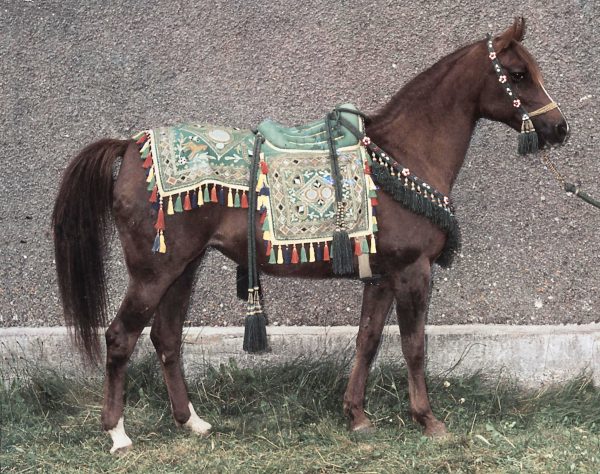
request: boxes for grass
[1,355,599,473]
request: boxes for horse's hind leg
[101,274,178,454]
[150,256,211,436]
[393,260,446,437]
[344,282,394,432]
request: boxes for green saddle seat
[257,103,363,151]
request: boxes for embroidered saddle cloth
[135,105,378,258]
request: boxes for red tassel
[371,197,379,207]
[183,192,192,211]
[142,152,153,169]
[259,211,267,224]
[154,206,165,231]
[291,245,299,264]
[364,165,371,175]
[210,185,218,203]
[241,191,249,209]
[149,185,158,203]
[354,239,362,256]
[323,242,330,261]
[260,161,269,175]
[266,240,272,256]
[136,134,147,145]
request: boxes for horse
[52,18,569,454]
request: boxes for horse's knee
[105,322,130,363]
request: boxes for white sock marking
[181,402,212,435]
[108,416,133,454]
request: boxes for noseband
[486,34,558,155]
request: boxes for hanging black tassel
[243,288,269,353]
[518,118,539,155]
[331,228,354,275]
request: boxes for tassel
[260,161,269,175]
[146,166,154,183]
[241,191,249,209]
[372,215,378,232]
[149,185,158,203]
[243,310,269,353]
[146,175,156,192]
[159,231,166,253]
[263,230,271,241]
[167,196,175,215]
[518,118,538,155]
[227,188,233,207]
[277,246,284,264]
[331,229,354,275]
[291,245,299,264]
[266,240,272,256]
[152,232,160,253]
[210,185,218,203]
[203,185,210,204]
[142,152,153,169]
[371,197,379,207]
[323,241,330,261]
[191,190,198,208]
[309,243,316,262]
[174,194,183,213]
[300,245,308,263]
[283,246,292,264]
[133,131,146,143]
[154,205,165,231]
[361,238,370,255]
[218,186,225,205]
[370,235,377,254]
[316,243,323,261]
[354,238,362,256]
[234,190,241,208]
[259,211,267,225]
[262,218,270,231]
[184,192,192,211]
[269,248,277,264]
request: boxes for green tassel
[174,195,183,212]
[203,186,210,203]
[368,189,377,198]
[300,245,308,263]
[269,250,276,264]
[146,175,156,192]
[234,191,241,208]
[331,229,354,275]
[361,238,370,254]
[262,219,270,231]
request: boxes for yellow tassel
[167,196,174,215]
[309,242,316,262]
[277,246,284,264]
[140,140,150,154]
[257,195,264,211]
[146,166,154,183]
[372,215,378,225]
[159,231,166,253]
[370,235,377,254]
[256,173,264,191]
[263,230,271,240]
[227,188,233,207]
[197,186,204,206]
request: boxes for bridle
[485,34,558,155]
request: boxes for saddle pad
[135,121,378,257]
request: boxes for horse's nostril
[555,121,569,143]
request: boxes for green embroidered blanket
[134,116,378,258]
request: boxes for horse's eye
[510,71,526,83]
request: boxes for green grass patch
[1,356,599,473]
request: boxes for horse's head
[478,17,569,153]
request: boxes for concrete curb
[2,324,599,387]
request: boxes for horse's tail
[52,139,131,363]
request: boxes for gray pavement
[0,1,598,328]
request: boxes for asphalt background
[1,1,598,328]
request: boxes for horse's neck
[366,44,484,195]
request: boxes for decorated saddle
[134,104,378,265]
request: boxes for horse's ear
[494,17,527,51]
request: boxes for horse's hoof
[351,421,376,435]
[424,420,448,439]
[179,402,212,436]
[110,442,133,456]
[108,417,133,455]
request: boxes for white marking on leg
[108,417,133,454]
[180,402,212,436]
[161,353,167,363]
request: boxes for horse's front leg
[343,281,394,432]
[393,259,446,437]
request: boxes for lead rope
[541,151,600,209]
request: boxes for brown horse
[52,18,568,454]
